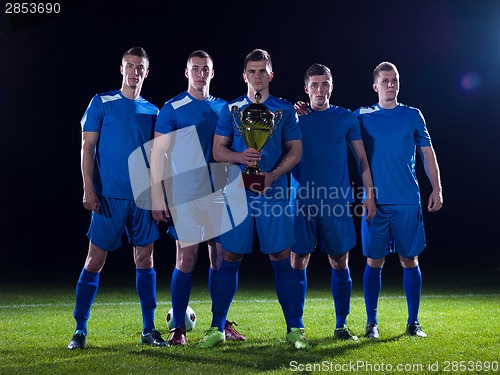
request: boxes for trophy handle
[269,109,283,137]
[231,105,243,134]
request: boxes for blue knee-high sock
[331,267,352,328]
[272,258,302,332]
[208,267,217,300]
[171,268,192,329]
[211,259,240,332]
[363,264,382,325]
[293,268,307,318]
[136,267,157,334]
[74,268,100,335]
[403,265,422,324]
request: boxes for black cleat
[334,325,358,340]
[365,322,380,339]
[406,322,427,337]
[67,331,86,350]
[141,329,169,347]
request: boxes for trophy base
[242,172,265,193]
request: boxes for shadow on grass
[126,333,409,372]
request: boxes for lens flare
[459,71,482,94]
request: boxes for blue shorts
[361,204,426,259]
[220,197,293,254]
[291,204,356,256]
[87,196,159,251]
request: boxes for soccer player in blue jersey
[67,47,167,350]
[290,63,376,341]
[197,48,306,349]
[151,50,245,346]
[354,61,443,339]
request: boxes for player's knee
[367,257,385,268]
[135,256,153,268]
[329,252,348,270]
[84,259,105,273]
[400,256,418,268]
[290,252,309,270]
[176,255,196,272]
[222,250,243,262]
[134,245,154,268]
[85,243,107,272]
[269,248,291,262]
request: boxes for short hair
[373,61,398,82]
[186,50,213,65]
[243,48,272,72]
[122,47,149,65]
[304,63,333,85]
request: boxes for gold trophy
[231,92,282,192]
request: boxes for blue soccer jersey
[155,92,226,164]
[354,103,432,204]
[155,92,227,199]
[290,105,361,207]
[81,90,158,200]
[216,94,301,199]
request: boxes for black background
[1,0,499,286]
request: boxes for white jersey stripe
[171,95,192,110]
[100,93,122,103]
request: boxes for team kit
[67,47,443,350]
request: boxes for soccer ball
[166,306,196,331]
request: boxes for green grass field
[1,271,499,375]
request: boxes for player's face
[185,56,214,92]
[243,60,273,94]
[305,74,333,110]
[120,55,149,90]
[373,70,399,105]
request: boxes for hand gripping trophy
[231,92,282,192]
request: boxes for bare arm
[150,131,171,222]
[350,139,376,221]
[81,131,100,212]
[420,145,443,212]
[213,134,261,165]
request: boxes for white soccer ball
[166,306,196,331]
